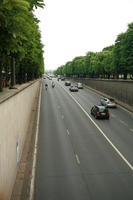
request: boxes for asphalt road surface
[35,78,133,200]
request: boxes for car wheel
[94,114,97,119]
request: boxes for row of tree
[55,22,133,80]
[0,0,45,91]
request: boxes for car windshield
[109,98,115,102]
[99,107,106,112]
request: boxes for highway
[35,78,133,200]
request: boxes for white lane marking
[59,83,133,171]
[67,129,70,135]
[110,113,116,118]
[119,119,128,127]
[118,104,133,116]
[75,154,80,165]
[129,128,133,133]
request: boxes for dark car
[91,105,109,119]
[65,81,71,86]
[69,86,78,92]
[61,77,65,81]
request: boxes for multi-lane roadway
[35,78,133,200]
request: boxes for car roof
[96,105,107,109]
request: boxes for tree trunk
[123,73,127,80]
[5,64,9,87]
[18,64,22,84]
[0,65,3,92]
[10,57,16,88]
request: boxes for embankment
[0,80,41,200]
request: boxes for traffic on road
[35,77,133,200]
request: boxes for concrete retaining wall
[73,78,133,108]
[0,80,40,200]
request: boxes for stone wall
[74,78,133,107]
[0,80,40,200]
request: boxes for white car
[77,82,83,89]
[100,98,117,108]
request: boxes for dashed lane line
[75,154,80,165]
[58,82,133,171]
[61,115,64,119]
[67,129,70,136]
[119,119,128,127]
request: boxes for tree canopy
[0,0,45,91]
[55,22,133,80]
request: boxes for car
[91,105,109,119]
[61,77,65,81]
[65,81,71,86]
[77,82,83,89]
[100,98,117,108]
[69,86,78,92]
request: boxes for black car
[61,77,65,81]
[69,86,78,92]
[91,105,109,119]
[65,81,71,86]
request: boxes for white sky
[35,0,133,70]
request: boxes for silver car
[100,98,117,108]
[77,82,83,89]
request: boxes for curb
[29,81,42,200]
[69,78,133,114]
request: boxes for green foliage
[0,0,45,85]
[55,23,133,79]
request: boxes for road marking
[61,115,64,119]
[67,129,70,135]
[59,83,133,171]
[119,119,128,127]
[118,105,133,116]
[75,154,80,165]
[129,128,133,133]
[110,113,116,118]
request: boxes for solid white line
[118,104,133,116]
[29,80,42,200]
[75,154,80,165]
[67,129,70,135]
[129,128,133,133]
[119,119,128,127]
[59,83,133,171]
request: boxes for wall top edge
[0,79,41,105]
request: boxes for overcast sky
[35,0,133,71]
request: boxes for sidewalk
[0,81,35,104]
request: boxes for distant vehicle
[69,86,78,92]
[65,81,71,86]
[61,77,65,81]
[52,82,55,88]
[77,82,83,89]
[45,83,48,90]
[100,98,117,108]
[91,105,109,119]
